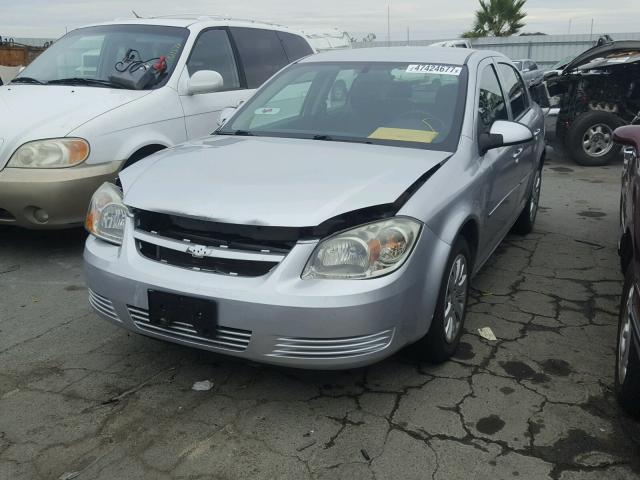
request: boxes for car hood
[0,85,150,168]
[562,40,640,73]
[121,135,450,227]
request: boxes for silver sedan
[84,47,546,369]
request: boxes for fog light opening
[33,208,49,223]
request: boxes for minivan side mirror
[187,70,223,95]
[479,120,534,155]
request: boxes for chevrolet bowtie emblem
[186,244,210,258]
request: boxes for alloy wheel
[529,170,542,222]
[619,286,634,385]
[582,123,614,158]
[444,254,468,344]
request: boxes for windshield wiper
[46,78,125,89]
[218,129,254,136]
[313,134,333,141]
[10,77,45,85]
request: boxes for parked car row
[3,18,637,417]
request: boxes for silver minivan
[84,47,545,369]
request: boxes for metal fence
[355,32,640,69]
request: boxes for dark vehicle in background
[546,41,640,166]
[513,59,544,87]
[615,125,640,418]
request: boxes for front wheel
[409,237,471,363]
[512,166,542,235]
[615,268,640,418]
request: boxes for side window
[187,29,240,90]
[498,63,529,119]
[276,32,313,62]
[529,61,538,71]
[231,27,289,88]
[478,65,508,135]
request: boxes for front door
[477,62,522,247]
[179,28,253,139]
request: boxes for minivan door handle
[533,128,542,137]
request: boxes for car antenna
[132,10,142,18]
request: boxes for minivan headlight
[302,217,422,280]
[8,138,89,168]
[85,182,128,245]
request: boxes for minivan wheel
[410,237,471,363]
[615,268,640,418]
[512,165,542,235]
[566,111,624,166]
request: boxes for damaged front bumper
[83,219,450,369]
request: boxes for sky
[1,0,639,40]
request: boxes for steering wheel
[395,111,446,132]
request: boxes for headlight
[8,138,89,168]
[302,217,422,280]
[85,182,128,245]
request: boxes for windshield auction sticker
[406,64,462,75]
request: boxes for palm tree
[462,0,527,38]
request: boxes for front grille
[133,210,293,277]
[0,208,15,221]
[88,289,120,322]
[128,305,252,352]
[268,329,394,359]
[138,241,278,276]
[136,210,298,254]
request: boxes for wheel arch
[122,144,168,170]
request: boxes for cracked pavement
[1,149,640,479]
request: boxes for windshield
[220,61,468,151]
[14,24,189,89]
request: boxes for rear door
[229,27,291,89]
[179,28,251,138]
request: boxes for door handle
[533,128,542,137]
[513,147,524,159]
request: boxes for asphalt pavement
[1,148,639,479]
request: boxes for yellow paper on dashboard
[368,127,439,143]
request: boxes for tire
[566,111,624,166]
[615,268,640,419]
[410,237,471,363]
[512,165,542,235]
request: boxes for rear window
[277,32,313,62]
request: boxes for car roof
[84,15,303,34]
[299,47,501,65]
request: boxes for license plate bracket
[148,290,217,339]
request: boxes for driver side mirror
[479,120,534,155]
[187,70,223,95]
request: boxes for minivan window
[477,65,508,135]
[221,61,468,152]
[187,29,240,90]
[277,31,314,62]
[14,24,189,90]
[498,63,529,119]
[230,27,289,88]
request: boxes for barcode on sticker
[406,64,462,75]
